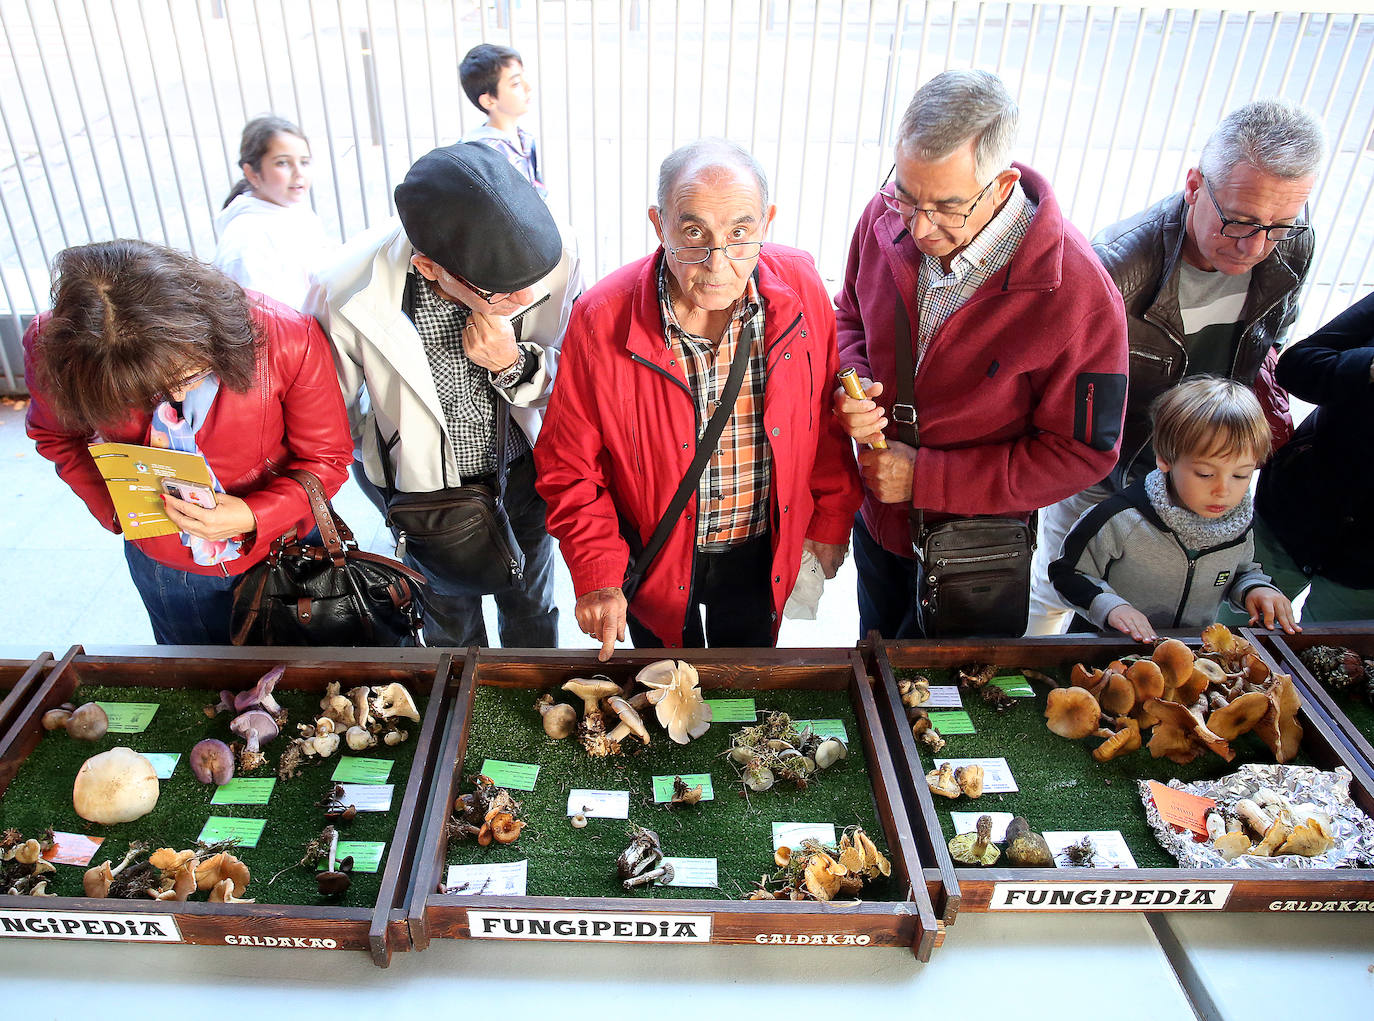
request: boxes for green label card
[704,698,756,722]
[795,719,848,742]
[94,701,159,733]
[990,674,1035,697]
[320,841,386,874]
[197,816,266,848]
[210,777,276,806]
[331,757,394,784]
[142,753,180,780]
[651,773,716,803]
[479,759,540,791]
[928,710,976,735]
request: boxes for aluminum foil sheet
[1139,764,1374,870]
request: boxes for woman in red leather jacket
[24,239,354,645]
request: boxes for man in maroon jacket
[536,139,861,659]
[832,70,1128,639]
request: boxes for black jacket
[1257,294,1374,589]
[1092,192,1313,490]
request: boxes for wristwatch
[491,350,529,389]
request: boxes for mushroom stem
[110,843,144,879]
[325,827,338,874]
[623,863,675,889]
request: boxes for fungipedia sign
[0,909,184,942]
[989,883,1233,910]
[469,909,712,942]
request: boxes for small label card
[934,757,1018,793]
[94,701,159,733]
[772,821,837,850]
[651,773,715,803]
[142,753,181,780]
[445,860,528,896]
[331,757,394,785]
[950,812,1016,843]
[478,759,539,791]
[704,698,756,722]
[210,777,276,806]
[338,783,394,812]
[928,710,976,735]
[324,841,385,874]
[989,674,1035,697]
[43,832,103,867]
[794,719,848,742]
[197,816,266,848]
[1045,830,1138,869]
[924,686,965,709]
[660,857,719,888]
[1146,781,1216,837]
[566,789,630,819]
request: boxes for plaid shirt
[657,261,771,551]
[914,182,1035,372]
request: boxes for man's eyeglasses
[1201,175,1309,242]
[454,272,515,305]
[667,241,764,265]
[879,165,997,229]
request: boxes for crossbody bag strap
[283,468,353,561]
[630,324,755,582]
[892,293,928,547]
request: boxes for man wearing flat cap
[307,142,582,647]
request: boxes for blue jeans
[124,542,237,645]
[852,514,926,640]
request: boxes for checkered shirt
[657,260,771,551]
[406,269,529,478]
[914,182,1036,372]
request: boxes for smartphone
[161,477,217,509]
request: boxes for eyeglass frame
[1199,174,1310,243]
[156,367,214,404]
[665,240,766,265]
[451,270,517,306]
[878,164,1000,229]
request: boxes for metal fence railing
[1,1,1371,392]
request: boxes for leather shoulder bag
[230,469,425,647]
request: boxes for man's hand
[575,586,628,661]
[857,442,916,504]
[1106,604,1157,643]
[163,492,257,542]
[803,538,848,579]
[831,377,888,447]
[463,309,522,373]
[1245,587,1302,634]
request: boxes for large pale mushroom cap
[372,682,421,722]
[640,661,712,744]
[72,747,160,824]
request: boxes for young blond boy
[1050,377,1299,641]
[460,43,546,198]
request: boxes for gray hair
[896,70,1018,184]
[656,138,770,213]
[1199,100,1325,186]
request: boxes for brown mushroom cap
[1092,717,1142,762]
[1147,722,1201,764]
[65,702,109,741]
[82,861,114,898]
[1152,639,1196,692]
[1124,660,1166,703]
[1255,674,1303,763]
[1044,686,1102,740]
[561,677,622,712]
[1207,691,1270,741]
[605,695,651,745]
[1070,664,1103,690]
[536,697,578,739]
[1145,697,1234,761]
[1096,672,1136,716]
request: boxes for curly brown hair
[31,239,260,431]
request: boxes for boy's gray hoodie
[1049,471,1275,631]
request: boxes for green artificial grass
[447,685,895,901]
[896,667,1315,869]
[1325,689,1374,746]
[0,685,424,907]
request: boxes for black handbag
[376,399,524,597]
[230,469,425,647]
[892,295,1034,638]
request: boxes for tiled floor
[0,399,859,654]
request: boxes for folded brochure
[89,442,214,541]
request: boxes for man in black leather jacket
[1028,99,1324,634]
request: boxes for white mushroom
[372,682,420,722]
[72,747,160,824]
[346,726,376,751]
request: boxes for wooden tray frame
[0,644,453,966]
[0,653,51,738]
[406,647,941,959]
[871,636,1374,918]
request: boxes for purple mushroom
[212,690,237,716]
[189,738,235,785]
[234,665,286,716]
[230,709,280,772]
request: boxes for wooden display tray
[1247,625,1374,794]
[0,644,452,967]
[871,637,1374,920]
[406,647,940,959]
[0,653,51,738]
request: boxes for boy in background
[460,43,546,199]
[1049,377,1299,641]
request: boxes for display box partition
[1248,626,1374,794]
[0,653,51,737]
[871,637,1374,920]
[408,648,940,959]
[0,645,452,966]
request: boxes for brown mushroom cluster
[446,775,526,847]
[1,829,58,897]
[73,839,250,902]
[42,701,109,742]
[753,826,890,902]
[1045,626,1303,766]
[925,762,983,799]
[536,661,712,757]
[279,680,417,779]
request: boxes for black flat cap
[394,142,561,292]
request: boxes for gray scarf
[1144,468,1253,552]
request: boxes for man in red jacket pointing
[536,138,862,660]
